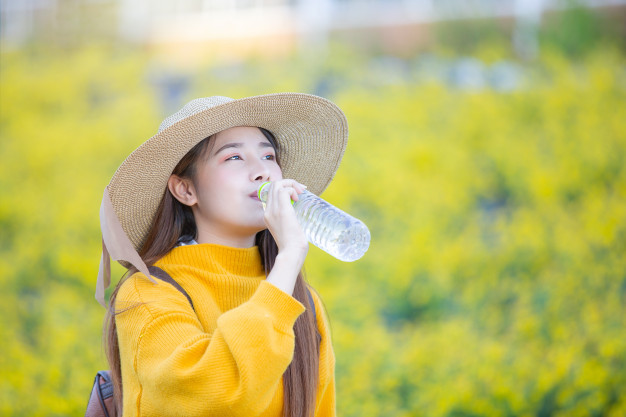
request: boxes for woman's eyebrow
[213,142,242,155]
[214,141,273,156]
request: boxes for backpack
[85,266,194,417]
[85,266,317,417]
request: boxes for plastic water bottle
[258,182,371,262]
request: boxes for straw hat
[96,93,348,306]
[109,92,348,252]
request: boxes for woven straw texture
[106,93,349,252]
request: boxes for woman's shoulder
[116,269,195,318]
[118,269,156,297]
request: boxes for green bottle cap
[258,181,271,202]
[257,181,295,205]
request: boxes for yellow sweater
[115,243,335,417]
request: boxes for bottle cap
[258,181,271,202]
[257,181,296,205]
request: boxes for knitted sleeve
[115,275,305,417]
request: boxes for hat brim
[106,93,349,252]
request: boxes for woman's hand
[262,179,308,295]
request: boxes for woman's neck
[195,227,257,248]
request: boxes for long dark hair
[105,128,321,417]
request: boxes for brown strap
[148,266,195,312]
[96,188,154,307]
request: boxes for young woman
[96,94,349,417]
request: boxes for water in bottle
[258,182,370,262]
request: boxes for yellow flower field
[0,44,624,416]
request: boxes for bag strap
[306,289,317,324]
[148,265,195,312]
[95,371,113,417]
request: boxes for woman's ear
[168,175,197,207]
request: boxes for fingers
[262,179,308,253]
[265,179,307,204]
[291,181,307,201]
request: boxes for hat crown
[158,96,235,133]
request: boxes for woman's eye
[263,154,275,160]
[226,155,242,161]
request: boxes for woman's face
[188,126,283,246]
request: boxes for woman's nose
[249,159,270,182]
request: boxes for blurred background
[1,0,626,415]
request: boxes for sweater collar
[159,243,265,278]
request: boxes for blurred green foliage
[539,2,625,58]
[435,3,625,59]
[1,38,625,416]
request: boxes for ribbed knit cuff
[251,281,306,332]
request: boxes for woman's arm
[262,179,309,296]
[116,276,305,416]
